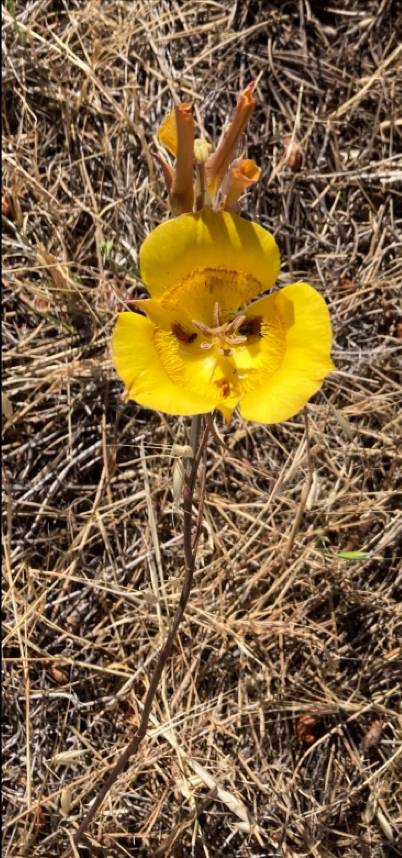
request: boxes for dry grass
[2,1,402,856]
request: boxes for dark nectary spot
[171,322,197,344]
[238,316,262,337]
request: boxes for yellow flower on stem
[112,208,333,423]
[81,85,335,850]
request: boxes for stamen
[226,334,247,345]
[226,314,246,335]
[213,302,222,327]
[192,304,256,353]
[192,319,215,336]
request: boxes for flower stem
[72,415,209,850]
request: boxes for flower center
[150,266,280,412]
[162,268,264,360]
[192,302,248,356]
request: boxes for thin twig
[205,411,227,450]
[72,415,210,850]
[154,788,217,856]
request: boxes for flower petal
[158,268,263,326]
[152,329,240,413]
[139,209,280,298]
[134,297,194,333]
[240,283,334,423]
[112,312,217,415]
[158,109,178,157]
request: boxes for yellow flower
[112,209,333,423]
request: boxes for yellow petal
[158,102,193,158]
[158,268,263,327]
[240,283,334,423]
[112,312,216,415]
[158,110,177,157]
[152,328,240,414]
[134,297,194,333]
[232,301,284,381]
[140,208,280,298]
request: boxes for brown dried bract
[361,719,384,751]
[2,190,12,217]
[282,134,303,172]
[296,714,320,744]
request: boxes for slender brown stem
[72,415,209,850]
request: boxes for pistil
[192,302,248,356]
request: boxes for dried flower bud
[222,158,261,211]
[282,134,303,172]
[170,103,194,215]
[361,719,383,751]
[206,82,256,197]
[194,137,212,163]
[171,444,193,458]
[60,786,72,817]
[339,275,355,291]
[171,445,193,509]
[2,190,12,218]
[296,714,319,744]
[172,459,185,509]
